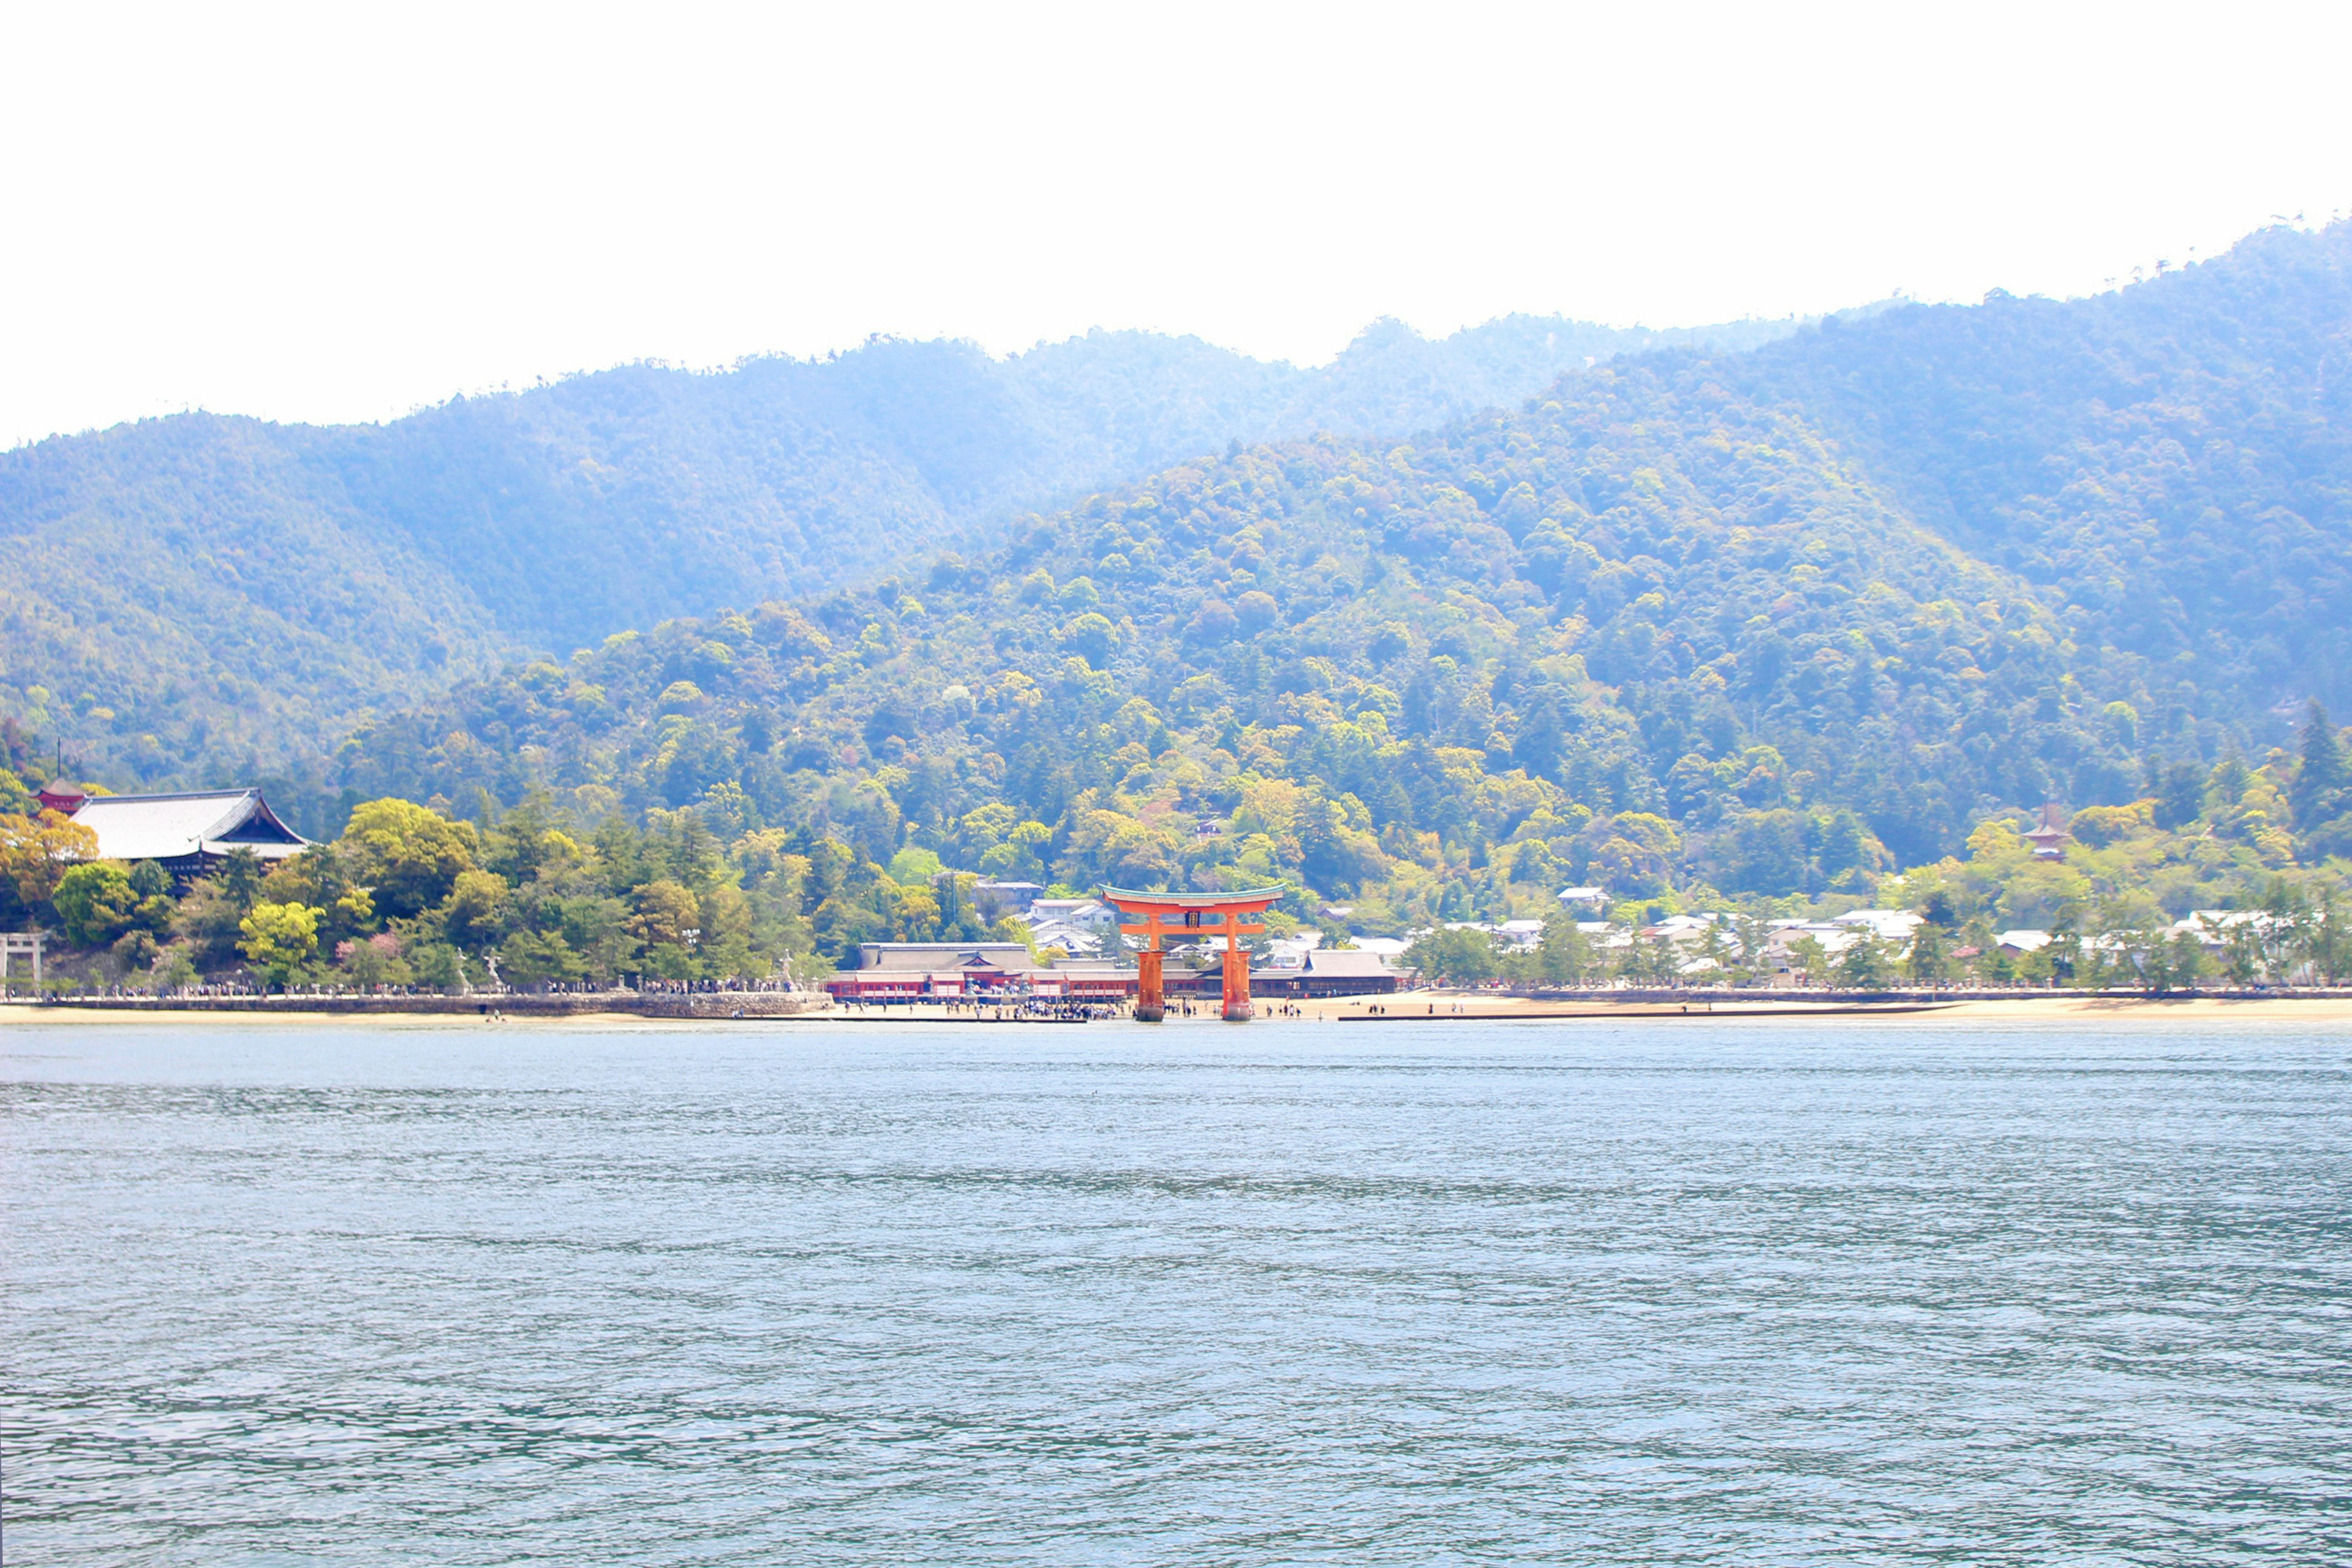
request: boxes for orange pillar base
[1136,947,1164,1022]
[1221,920,1252,1021]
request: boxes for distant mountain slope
[1730,221,2352,698]
[325,354,2144,911]
[317,224,2352,910]
[0,312,1814,782]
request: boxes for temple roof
[853,942,1033,972]
[1303,949,1396,976]
[68,789,308,862]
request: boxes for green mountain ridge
[1,311,1819,783]
[294,221,2352,939]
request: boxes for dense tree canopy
[1,314,1801,791]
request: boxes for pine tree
[2292,702,2348,829]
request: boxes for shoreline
[6,992,2351,1025]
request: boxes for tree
[495,929,582,986]
[0,809,99,921]
[1534,916,1596,985]
[341,799,481,921]
[263,845,375,948]
[2157,930,2209,994]
[440,869,510,951]
[110,927,161,981]
[239,900,323,988]
[218,848,266,915]
[629,878,702,973]
[53,862,140,947]
[339,932,415,990]
[1406,925,1496,985]
[2309,886,2348,983]
[1619,933,1681,986]
[148,943,199,995]
[410,943,467,992]
[1835,937,1892,990]
[1905,923,1947,984]
[172,878,251,968]
[2154,760,2206,831]
[2292,703,2348,830]
[1060,612,1120,669]
[1515,692,1566,778]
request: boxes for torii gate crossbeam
[1101,885,1287,1022]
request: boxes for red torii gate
[1101,884,1288,1022]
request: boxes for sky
[5,1,2349,449]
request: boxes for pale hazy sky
[5,1,2348,449]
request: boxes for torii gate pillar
[1101,886,1288,1022]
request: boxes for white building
[1027,898,1115,935]
[1833,910,1925,943]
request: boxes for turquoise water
[5,1016,2350,1564]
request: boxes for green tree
[440,869,510,951]
[218,848,266,915]
[630,879,703,976]
[338,932,415,989]
[1061,612,1120,669]
[239,900,323,987]
[1905,923,1947,984]
[147,943,199,995]
[498,928,584,986]
[1835,937,1892,990]
[1406,925,1496,985]
[53,862,140,947]
[1534,916,1596,985]
[171,878,250,968]
[410,943,467,992]
[342,799,481,920]
[2292,703,2348,831]
[110,927,161,981]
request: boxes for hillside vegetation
[304,218,2352,960]
[13,219,2352,973]
[1,313,1811,784]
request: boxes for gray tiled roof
[69,790,308,862]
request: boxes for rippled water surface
[6,1015,2351,1564]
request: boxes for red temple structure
[1101,884,1288,1022]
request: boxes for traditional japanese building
[820,943,1139,1003]
[2024,802,2071,861]
[50,788,309,883]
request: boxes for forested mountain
[1732,222,2352,700]
[15,217,2352,952]
[335,364,2069,893]
[317,253,2352,956]
[0,312,1814,784]
[280,220,2352,950]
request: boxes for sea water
[4,1016,2349,1564]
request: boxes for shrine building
[39,785,310,884]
